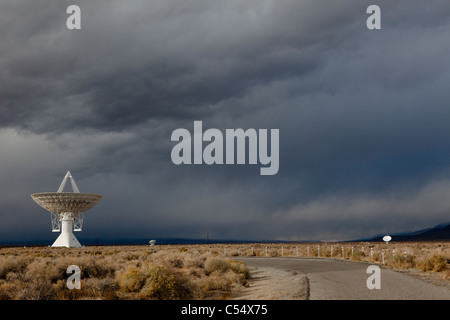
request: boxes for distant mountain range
[1,221,449,247]
[0,237,300,247]
[80,238,298,246]
[356,221,450,242]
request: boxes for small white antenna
[149,240,156,246]
[382,235,392,244]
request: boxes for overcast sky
[1,0,450,244]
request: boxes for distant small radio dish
[149,240,156,246]
[383,235,392,243]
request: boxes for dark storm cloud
[0,0,368,133]
[1,0,450,243]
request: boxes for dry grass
[0,245,250,300]
[0,241,447,300]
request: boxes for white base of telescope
[52,232,82,248]
[51,213,82,248]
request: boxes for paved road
[237,257,450,300]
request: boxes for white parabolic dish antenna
[31,171,103,248]
[383,235,392,243]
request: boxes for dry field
[0,241,448,300]
[0,245,250,300]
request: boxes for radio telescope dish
[149,240,156,246]
[382,235,392,243]
[31,171,103,248]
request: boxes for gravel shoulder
[233,266,309,300]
